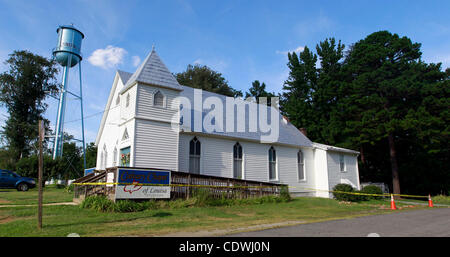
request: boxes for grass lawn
[0,187,439,237]
[0,185,73,205]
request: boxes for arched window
[233,142,243,179]
[100,152,104,170]
[154,90,164,107]
[189,137,201,174]
[268,146,276,180]
[126,93,130,107]
[339,154,346,172]
[103,145,108,169]
[113,147,118,167]
[298,150,305,180]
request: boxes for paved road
[228,208,450,237]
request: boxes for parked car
[0,169,36,191]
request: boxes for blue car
[0,169,36,191]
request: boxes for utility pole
[38,120,44,229]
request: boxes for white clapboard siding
[313,148,331,198]
[327,151,360,191]
[178,134,234,177]
[134,119,179,170]
[120,85,137,121]
[136,84,179,122]
[277,147,316,195]
[97,76,128,169]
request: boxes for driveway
[227,208,450,237]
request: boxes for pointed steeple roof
[120,48,182,93]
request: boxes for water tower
[52,24,86,169]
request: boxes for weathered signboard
[115,168,171,199]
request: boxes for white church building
[95,49,361,198]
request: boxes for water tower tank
[53,25,84,67]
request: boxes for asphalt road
[227,208,450,237]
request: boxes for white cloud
[88,45,127,69]
[132,55,141,67]
[192,58,228,71]
[276,46,305,55]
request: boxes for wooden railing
[73,167,287,201]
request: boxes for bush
[80,195,114,212]
[81,189,291,213]
[280,186,291,201]
[114,200,147,212]
[332,183,362,202]
[360,185,383,200]
[65,183,75,193]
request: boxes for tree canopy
[280,31,449,195]
[175,64,242,97]
[0,50,59,161]
[245,80,275,105]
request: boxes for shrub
[280,186,291,201]
[191,188,214,206]
[360,185,383,200]
[332,183,361,202]
[80,195,114,212]
[65,183,75,193]
[81,189,292,213]
[114,200,146,212]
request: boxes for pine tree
[245,80,275,105]
[280,46,318,137]
[340,31,447,195]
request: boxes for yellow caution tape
[292,186,429,199]
[72,182,282,189]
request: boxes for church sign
[115,168,171,199]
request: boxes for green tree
[245,80,275,105]
[340,31,448,196]
[175,64,242,97]
[0,50,59,162]
[280,46,318,136]
[84,142,97,168]
[314,38,346,145]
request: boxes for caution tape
[72,182,284,189]
[292,186,429,199]
[72,182,429,199]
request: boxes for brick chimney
[299,128,307,137]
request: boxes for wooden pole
[38,120,44,229]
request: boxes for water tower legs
[53,55,72,159]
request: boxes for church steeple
[120,48,182,93]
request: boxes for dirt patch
[160,220,307,237]
[0,199,12,204]
[0,216,14,224]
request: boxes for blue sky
[0,0,449,145]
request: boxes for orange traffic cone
[428,194,433,208]
[390,194,397,210]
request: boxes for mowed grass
[0,185,73,205]
[0,188,434,237]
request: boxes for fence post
[244,181,248,198]
[187,174,191,199]
[227,179,230,198]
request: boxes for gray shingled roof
[112,50,312,148]
[120,49,182,94]
[117,70,133,85]
[179,86,313,148]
